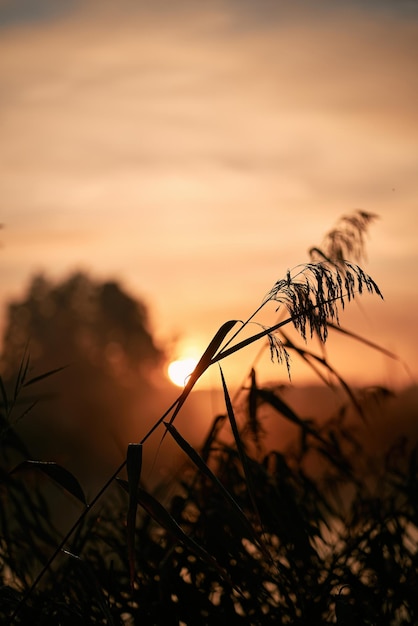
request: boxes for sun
[167,357,199,387]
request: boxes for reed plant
[1,211,416,624]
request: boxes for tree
[0,271,167,486]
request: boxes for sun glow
[167,357,199,387]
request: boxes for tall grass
[1,211,416,624]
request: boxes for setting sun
[167,357,199,387]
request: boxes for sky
[1,0,417,392]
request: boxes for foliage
[0,272,165,481]
[1,211,416,624]
[1,272,162,375]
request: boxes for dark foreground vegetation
[1,212,417,624]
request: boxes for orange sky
[1,1,417,391]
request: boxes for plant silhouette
[1,211,416,625]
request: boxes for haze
[1,0,417,391]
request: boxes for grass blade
[219,367,265,537]
[201,414,226,462]
[279,330,366,419]
[0,374,9,414]
[256,387,328,446]
[126,443,143,589]
[23,365,67,387]
[167,320,238,427]
[14,347,30,402]
[164,420,269,561]
[11,460,87,505]
[327,321,413,378]
[247,368,262,449]
[117,479,233,586]
[151,320,239,459]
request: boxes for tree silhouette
[0,271,166,485]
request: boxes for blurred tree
[1,272,163,378]
[0,272,167,486]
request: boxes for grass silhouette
[1,211,416,624]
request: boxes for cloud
[0,1,417,386]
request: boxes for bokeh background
[1,1,417,485]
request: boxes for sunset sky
[1,0,417,391]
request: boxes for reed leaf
[256,387,329,447]
[126,443,143,589]
[0,374,9,415]
[247,368,263,447]
[10,460,87,505]
[200,414,226,463]
[13,347,30,402]
[167,320,238,427]
[117,479,234,587]
[22,365,67,387]
[281,332,365,419]
[163,420,269,559]
[219,367,264,532]
[326,321,401,362]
